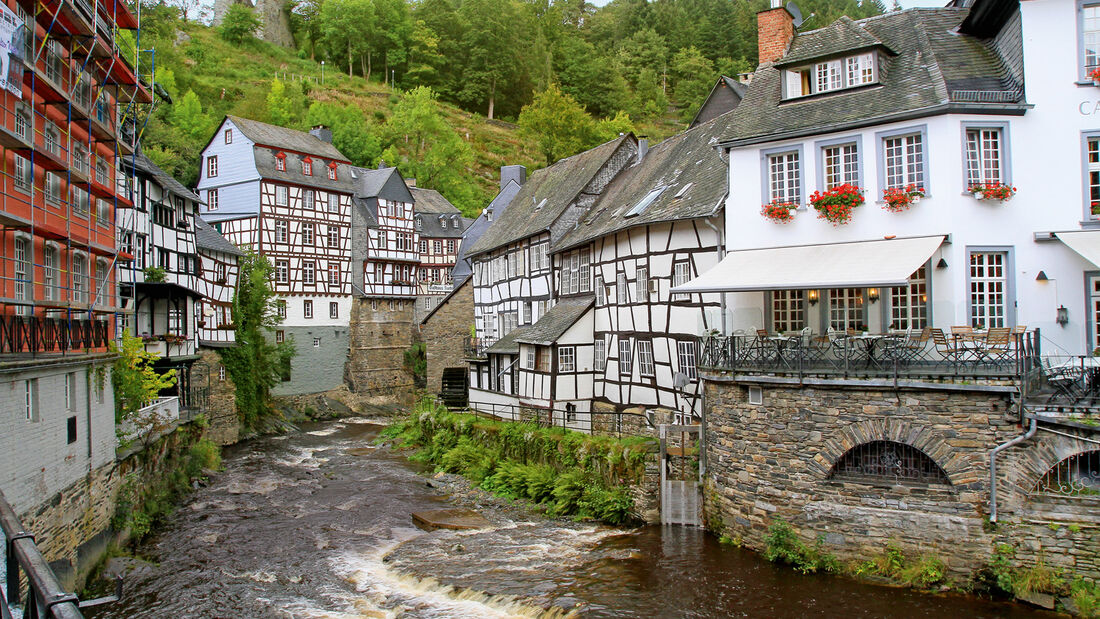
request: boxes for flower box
[882,184,925,213]
[810,183,864,225]
[1090,68,1100,85]
[760,200,798,223]
[968,182,1016,202]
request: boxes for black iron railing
[0,315,111,355]
[463,336,496,359]
[1,489,83,619]
[698,329,1041,386]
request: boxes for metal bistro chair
[1042,357,1085,403]
[981,327,1013,367]
[931,328,965,367]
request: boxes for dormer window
[328,162,337,180]
[440,216,447,230]
[275,152,286,172]
[302,157,312,176]
[784,52,876,99]
[415,215,422,229]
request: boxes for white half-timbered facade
[411,185,469,322]
[353,166,420,299]
[194,218,241,345]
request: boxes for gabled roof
[689,76,747,128]
[465,135,634,257]
[129,152,202,203]
[777,15,890,67]
[194,217,242,256]
[556,112,732,252]
[515,296,593,345]
[452,179,523,283]
[486,325,529,354]
[355,167,414,203]
[226,115,348,161]
[411,186,467,238]
[720,8,1025,148]
[410,187,460,214]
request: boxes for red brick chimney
[757,0,795,65]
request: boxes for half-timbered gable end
[194,217,241,346]
[411,185,470,322]
[514,296,596,428]
[351,166,419,298]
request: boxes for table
[847,334,902,367]
[1049,357,1100,402]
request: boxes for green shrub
[578,485,634,525]
[763,518,840,574]
[1071,578,1100,617]
[900,555,946,589]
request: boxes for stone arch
[812,419,973,486]
[1015,429,1100,497]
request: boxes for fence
[0,315,111,355]
[117,396,179,442]
[1,489,82,619]
[465,400,655,437]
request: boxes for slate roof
[556,112,731,252]
[194,217,242,256]
[411,187,460,214]
[514,297,594,345]
[254,148,358,193]
[130,152,202,203]
[452,179,523,283]
[486,325,529,354]
[227,115,348,161]
[411,187,468,238]
[355,167,397,198]
[465,136,633,257]
[720,8,1024,147]
[777,16,890,67]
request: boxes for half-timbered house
[411,184,469,322]
[451,166,526,285]
[464,135,638,415]
[194,217,240,346]
[118,152,204,408]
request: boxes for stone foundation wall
[194,348,239,446]
[703,377,1100,581]
[421,280,473,395]
[346,298,416,395]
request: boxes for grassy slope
[152,22,683,213]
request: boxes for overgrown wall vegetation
[384,399,658,525]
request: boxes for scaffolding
[0,0,154,356]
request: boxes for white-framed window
[14,155,31,192]
[558,346,576,372]
[673,260,691,301]
[94,257,109,303]
[677,341,697,380]
[135,236,146,269]
[96,198,109,228]
[25,378,39,422]
[275,259,288,284]
[965,127,1005,186]
[304,189,314,210]
[815,59,841,93]
[275,185,288,206]
[447,240,456,253]
[14,105,29,141]
[219,366,226,381]
[302,261,315,285]
[525,346,536,370]
[303,299,313,318]
[302,158,312,176]
[328,263,340,286]
[768,151,800,203]
[207,155,218,177]
[771,290,805,333]
[1084,4,1100,77]
[327,165,337,180]
[637,339,654,377]
[523,302,532,324]
[277,300,287,318]
[207,189,218,211]
[594,338,606,372]
[168,308,184,334]
[224,129,233,144]
[330,302,339,319]
[72,254,87,303]
[890,266,928,330]
[822,143,858,189]
[72,186,90,216]
[313,337,321,347]
[44,245,58,300]
[275,219,288,243]
[636,266,648,303]
[419,239,428,254]
[327,225,339,248]
[845,53,874,86]
[595,275,605,305]
[14,237,30,312]
[275,155,286,172]
[617,271,628,304]
[327,192,338,213]
[44,123,60,156]
[302,222,314,245]
[1088,135,1100,220]
[619,338,632,375]
[883,133,925,190]
[969,251,1008,328]
[45,172,62,204]
[433,240,442,254]
[829,287,863,331]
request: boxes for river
[87,417,1055,618]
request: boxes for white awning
[1056,231,1100,269]
[672,235,946,293]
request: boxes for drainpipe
[988,417,1037,523]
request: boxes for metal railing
[1,489,83,619]
[463,336,496,359]
[0,315,111,355]
[1031,354,1100,411]
[466,400,655,437]
[698,329,1041,386]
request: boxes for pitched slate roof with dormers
[720,8,1024,148]
[130,152,203,203]
[254,147,358,194]
[452,179,523,284]
[194,217,243,256]
[227,115,348,161]
[556,112,732,253]
[411,187,468,238]
[465,135,635,257]
[514,296,594,345]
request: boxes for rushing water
[87,418,1056,618]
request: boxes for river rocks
[411,508,493,531]
[102,557,156,582]
[1016,590,1056,610]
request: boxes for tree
[456,0,521,119]
[670,46,717,122]
[518,83,594,165]
[553,36,631,119]
[111,331,178,424]
[219,4,261,45]
[267,79,294,126]
[319,0,376,77]
[219,249,296,430]
[306,102,382,166]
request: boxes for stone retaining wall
[703,376,1100,581]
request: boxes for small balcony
[698,328,1041,386]
[464,336,496,360]
[118,396,179,443]
[0,314,111,355]
[138,333,196,359]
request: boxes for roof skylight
[624,186,666,218]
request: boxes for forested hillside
[137,0,886,215]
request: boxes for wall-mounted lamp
[1036,271,1049,281]
[1057,305,1069,327]
[868,288,879,304]
[807,290,819,306]
[936,258,949,269]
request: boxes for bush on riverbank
[383,398,654,525]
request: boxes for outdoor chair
[1042,358,1085,403]
[982,327,1013,366]
[931,328,965,366]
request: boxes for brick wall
[703,377,1100,581]
[757,7,794,65]
[345,297,416,394]
[422,280,473,394]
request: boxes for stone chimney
[405,178,416,188]
[310,124,332,144]
[378,160,386,170]
[500,165,526,190]
[757,1,795,65]
[637,138,648,165]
